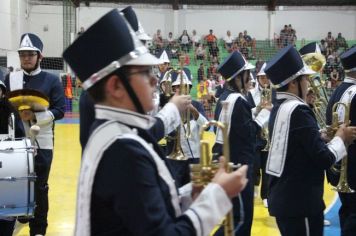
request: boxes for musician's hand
[169,93,191,113]
[261,101,273,111]
[212,156,248,198]
[19,109,35,121]
[320,129,331,143]
[188,104,199,120]
[335,124,356,146]
[191,185,204,201]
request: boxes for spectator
[335,33,348,51]
[240,42,249,59]
[153,29,164,52]
[178,30,190,52]
[194,43,206,64]
[209,42,219,62]
[197,63,205,82]
[166,32,175,48]
[231,41,240,52]
[330,67,340,88]
[243,30,252,46]
[325,32,335,55]
[204,29,218,51]
[191,29,201,48]
[280,25,289,47]
[224,30,234,52]
[320,39,328,56]
[237,32,246,47]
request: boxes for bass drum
[0,138,36,217]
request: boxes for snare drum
[0,138,36,217]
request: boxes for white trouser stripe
[304,217,310,236]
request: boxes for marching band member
[212,51,268,236]
[250,62,274,207]
[5,33,65,236]
[63,8,248,236]
[326,46,356,236]
[265,45,356,236]
[79,8,178,151]
[165,69,208,187]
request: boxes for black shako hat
[217,51,254,81]
[121,6,151,41]
[265,45,315,88]
[299,42,321,56]
[340,46,356,72]
[62,8,160,90]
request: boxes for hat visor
[126,52,161,66]
[138,33,152,41]
[244,62,255,70]
[18,47,40,52]
[300,65,316,75]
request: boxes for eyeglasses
[126,68,155,79]
[19,52,38,58]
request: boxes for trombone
[190,102,236,236]
[326,97,355,193]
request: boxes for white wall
[274,9,356,40]
[1,2,356,58]
[77,4,356,41]
[28,4,63,57]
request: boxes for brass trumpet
[260,84,271,151]
[327,99,355,193]
[167,56,191,161]
[190,102,235,236]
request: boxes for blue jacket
[268,94,339,217]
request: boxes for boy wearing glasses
[5,33,65,236]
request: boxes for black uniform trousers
[0,220,15,236]
[276,211,324,236]
[254,150,269,200]
[29,149,53,236]
[339,192,356,236]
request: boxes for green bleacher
[173,39,356,100]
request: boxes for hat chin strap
[118,72,145,115]
[297,79,303,100]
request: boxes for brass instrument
[160,69,174,97]
[190,102,235,236]
[177,55,191,138]
[167,56,191,160]
[260,84,271,151]
[326,98,355,193]
[302,52,328,129]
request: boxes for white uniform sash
[215,93,244,144]
[266,93,306,177]
[9,71,24,90]
[75,121,181,236]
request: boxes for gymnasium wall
[0,1,355,57]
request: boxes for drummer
[4,33,65,236]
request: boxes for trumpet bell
[302,52,326,72]
[167,149,188,161]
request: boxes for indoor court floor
[14,119,342,236]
